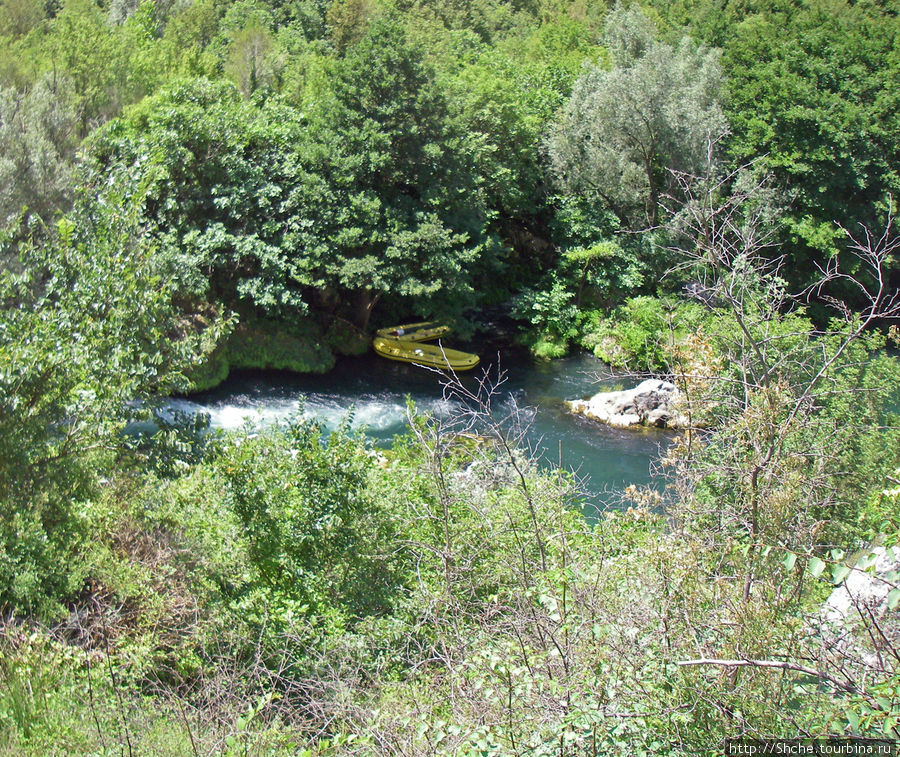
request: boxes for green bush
[512,239,646,359]
[512,277,581,358]
[187,316,336,391]
[216,415,402,632]
[582,296,705,370]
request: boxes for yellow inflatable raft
[372,335,479,371]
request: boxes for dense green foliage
[0,193,222,614]
[547,4,726,229]
[2,0,900,753]
[0,0,894,350]
[646,0,900,284]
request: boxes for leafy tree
[308,15,493,327]
[0,0,45,37]
[546,3,726,228]
[157,0,220,77]
[218,0,279,94]
[268,0,331,32]
[443,17,595,220]
[0,187,222,614]
[564,240,644,309]
[395,0,534,44]
[325,0,375,51]
[108,0,179,27]
[83,79,317,317]
[85,18,495,331]
[723,1,900,281]
[225,21,276,94]
[45,0,133,134]
[0,75,77,228]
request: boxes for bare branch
[676,658,861,695]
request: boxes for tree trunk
[353,288,381,332]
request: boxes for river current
[163,349,672,513]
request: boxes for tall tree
[723,0,900,282]
[219,0,279,95]
[546,4,726,229]
[306,15,492,328]
[0,75,78,228]
[83,79,317,317]
[47,0,133,134]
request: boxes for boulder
[825,546,900,625]
[820,546,900,669]
[566,379,687,429]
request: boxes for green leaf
[888,589,900,611]
[831,564,852,585]
[809,557,826,578]
[875,697,893,712]
[856,551,878,571]
[782,552,797,571]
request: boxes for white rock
[816,546,900,671]
[825,546,900,624]
[566,379,687,429]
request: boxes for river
[160,348,671,514]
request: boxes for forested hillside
[1,0,900,754]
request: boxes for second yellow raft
[375,321,451,342]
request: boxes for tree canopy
[547,4,727,229]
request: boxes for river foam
[160,394,460,434]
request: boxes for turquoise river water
[164,349,673,513]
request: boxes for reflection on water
[160,349,673,513]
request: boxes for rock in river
[566,379,687,429]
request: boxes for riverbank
[186,315,371,392]
[186,308,523,392]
